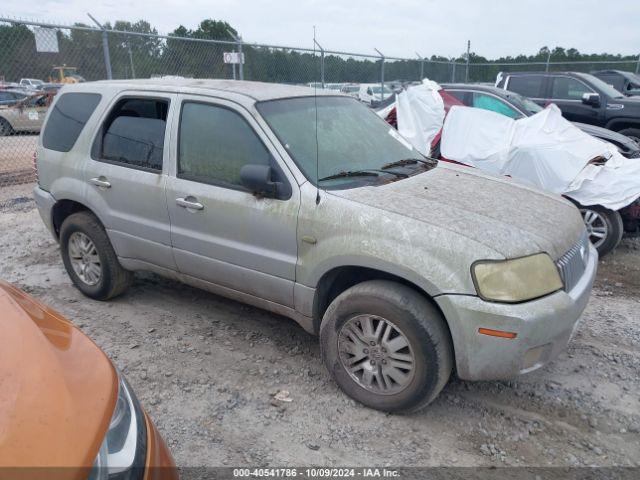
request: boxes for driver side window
[178,102,272,188]
[551,77,593,100]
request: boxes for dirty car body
[34,79,597,411]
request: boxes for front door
[166,95,299,307]
[548,76,601,125]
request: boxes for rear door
[83,91,177,270]
[504,75,546,106]
[548,75,601,124]
[166,95,299,307]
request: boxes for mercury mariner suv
[34,79,597,412]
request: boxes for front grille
[556,231,590,292]
[629,150,640,159]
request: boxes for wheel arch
[605,117,640,133]
[312,265,453,348]
[51,199,101,238]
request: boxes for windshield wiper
[318,170,379,182]
[381,157,438,170]
[318,168,407,182]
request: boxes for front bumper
[436,243,598,381]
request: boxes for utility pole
[375,48,385,101]
[88,13,112,80]
[465,40,470,82]
[416,52,424,80]
[636,53,640,74]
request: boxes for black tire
[60,211,133,300]
[320,280,453,413]
[618,127,640,144]
[578,204,623,257]
[0,118,14,136]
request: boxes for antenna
[313,26,321,205]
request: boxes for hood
[331,164,584,260]
[611,95,640,107]
[574,122,640,156]
[0,281,117,473]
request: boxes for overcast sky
[2,0,639,59]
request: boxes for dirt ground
[1,182,639,469]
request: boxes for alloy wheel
[68,232,102,286]
[337,314,415,395]
[580,208,608,249]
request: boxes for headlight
[90,374,147,480]
[472,253,563,303]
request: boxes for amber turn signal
[478,327,517,339]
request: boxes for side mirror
[582,92,600,107]
[240,164,278,198]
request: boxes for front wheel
[578,204,623,257]
[320,280,453,413]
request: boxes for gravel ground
[1,183,639,468]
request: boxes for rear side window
[92,97,169,172]
[178,102,272,188]
[506,75,544,98]
[42,92,101,152]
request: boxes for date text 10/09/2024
[233,468,400,478]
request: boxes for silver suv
[33,79,597,412]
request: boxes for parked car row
[306,81,397,106]
[375,78,640,256]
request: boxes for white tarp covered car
[440,104,640,255]
[395,79,445,155]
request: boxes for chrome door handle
[89,177,111,188]
[176,197,204,211]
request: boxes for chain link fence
[1,17,639,187]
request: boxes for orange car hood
[0,281,117,473]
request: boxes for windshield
[582,74,625,99]
[371,86,393,94]
[344,86,359,92]
[257,96,426,188]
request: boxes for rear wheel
[578,204,623,257]
[320,280,453,413]
[60,211,133,300]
